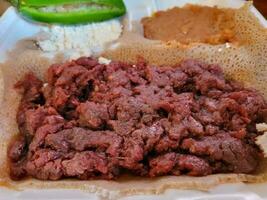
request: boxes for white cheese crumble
[225,42,231,48]
[256,123,267,157]
[37,20,122,59]
[256,123,267,132]
[256,133,267,157]
[98,57,111,65]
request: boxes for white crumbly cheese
[256,123,267,157]
[98,57,111,65]
[256,132,267,157]
[225,42,231,48]
[256,123,267,132]
[37,20,122,59]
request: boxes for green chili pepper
[8,0,19,7]
[20,0,125,8]
[16,0,126,24]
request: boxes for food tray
[0,0,266,199]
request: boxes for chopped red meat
[8,58,266,181]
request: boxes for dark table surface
[253,0,267,18]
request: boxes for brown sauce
[142,5,237,45]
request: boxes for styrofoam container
[0,0,266,199]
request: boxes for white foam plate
[0,0,266,199]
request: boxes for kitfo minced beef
[8,58,267,180]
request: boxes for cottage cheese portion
[37,20,122,59]
[256,123,267,157]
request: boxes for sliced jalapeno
[17,0,126,24]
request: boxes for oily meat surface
[8,58,267,180]
[142,5,236,44]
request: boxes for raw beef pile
[8,58,267,180]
